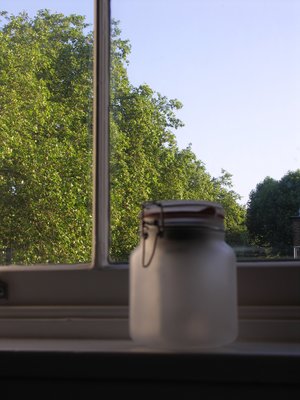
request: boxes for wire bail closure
[142,201,164,268]
[140,200,225,268]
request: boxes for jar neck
[142,224,225,241]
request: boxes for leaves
[109,22,246,261]
[0,13,246,264]
[0,11,93,264]
[246,171,300,257]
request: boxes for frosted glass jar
[129,200,238,349]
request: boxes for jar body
[129,227,238,349]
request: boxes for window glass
[0,1,94,265]
[110,0,300,262]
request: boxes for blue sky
[3,1,300,204]
[1,0,93,23]
[111,0,300,204]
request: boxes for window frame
[0,0,299,341]
[0,0,129,306]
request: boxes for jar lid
[142,200,224,229]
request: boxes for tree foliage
[246,170,300,257]
[0,11,93,263]
[0,12,246,264]
[109,21,246,261]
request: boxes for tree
[211,170,247,247]
[109,22,246,261]
[1,12,246,264]
[0,11,93,263]
[246,170,300,257]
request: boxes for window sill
[0,305,299,387]
[0,304,299,341]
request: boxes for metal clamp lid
[141,200,225,268]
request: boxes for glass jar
[129,200,238,349]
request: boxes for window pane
[0,1,94,265]
[110,0,300,262]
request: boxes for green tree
[246,170,300,257]
[109,22,246,261]
[0,11,93,263]
[1,12,246,264]
[211,170,247,247]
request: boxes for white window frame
[0,0,299,341]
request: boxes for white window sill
[0,305,299,385]
[0,305,298,383]
[0,304,299,340]
[0,337,299,355]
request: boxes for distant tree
[246,170,300,256]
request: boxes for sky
[2,0,300,205]
[1,0,93,23]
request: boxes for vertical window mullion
[94,0,110,268]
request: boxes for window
[0,1,128,336]
[1,3,95,266]
[294,247,300,259]
[0,0,299,341]
[110,0,300,263]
